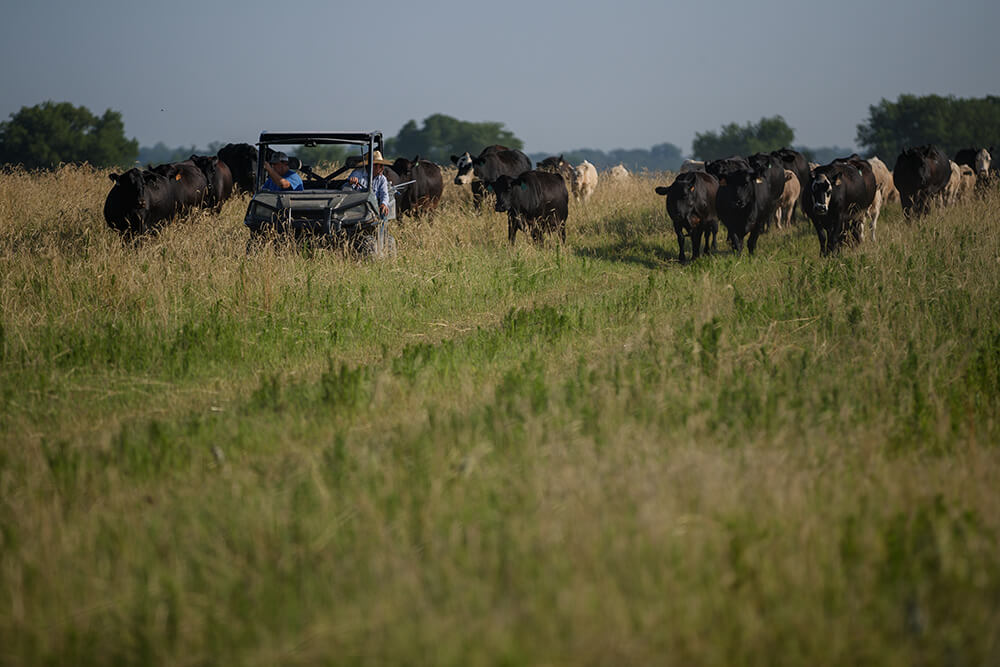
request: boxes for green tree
[385,114,523,164]
[0,101,138,169]
[295,145,347,168]
[692,116,795,161]
[857,94,1000,159]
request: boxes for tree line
[2,96,998,171]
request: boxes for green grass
[1,165,999,665]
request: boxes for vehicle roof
[257,131,383,145]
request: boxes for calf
[803,160,877,255]
[571,160,598,202]
[655,170,719,263]
[867,156,898,208]
[489,170,569,245]
[942,161,963,206]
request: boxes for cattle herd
[103,140,995,259]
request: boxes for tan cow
[571,160,598,203]
[943,161,963,205]
[958,165,976,202]
[867,156,899,207]
[774,170,800,229]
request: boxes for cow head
[451,152,477,185]
[720,169,757,210]
[811,173,840,214]
[975,149,992,177]
[488,175,519,213]
[658,173,701,226]
[109,169,149,209]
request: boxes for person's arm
[376,175,390,216]
[263,162,292,190]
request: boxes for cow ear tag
[520,182,527,191]
[487,185,493,192]
[834,177,842,186]
[754,177,763,184]
[689,185,695,192]
[175,174,182,181]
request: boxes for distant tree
[385,114,522,164]
[295,144,347,168]
[0,101,138,169]
[856,94,1000,159]
[692,116,795,161]
[138,142,200,166]
[534,142,684,172]
[793,145,856,165]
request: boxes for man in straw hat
[346,150,393,218]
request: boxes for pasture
[1,164,999,665]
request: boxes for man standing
[346,150,393,217]
[262,151,303,191]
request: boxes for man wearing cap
[346,150,392,218]
[262,152,303,191]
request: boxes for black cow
[391,156,444,220]
[451,145,532,210]
[489,170,568,245]
[746,153,787,231]
[714,163,774,255]
[536,155,574,183]
[217,142,258,193]
[104,168,179,236]
[188,154,234,211]
[803,160,877,255]
[705,156,751,180]
[149,161,211,212]
[893,145,951,218]
[655,170,719,263]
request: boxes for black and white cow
[655,170,719,263]
[451,145,532,210]
[489,170,568,245]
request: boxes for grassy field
[1,164,999,666]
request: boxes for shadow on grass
[574,238,680,269]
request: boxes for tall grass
[1,165,999,665]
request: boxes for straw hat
[360,150,393,166]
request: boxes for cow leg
[675,223,687,263]
[691,228,704,261]
[472,181,486,212]
[508,213,518,245]
[816,227,829,256]
[747,227,760,255]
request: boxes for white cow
[679,159,705,173]
[608,164,630,182]
[571,160,598,202]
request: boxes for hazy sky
[1,0,996,157]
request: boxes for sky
[1,0,996,157]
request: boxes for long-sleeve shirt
[347,168,390,209]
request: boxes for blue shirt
[347,168,390,208]
[263,169,303,191]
